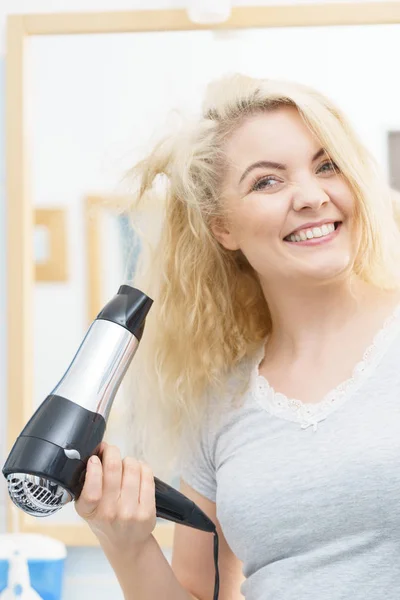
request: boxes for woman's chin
[293,254,354,282]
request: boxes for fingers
[118,457,141,519]
[75,455,103,519]
[138,462,156,509]
[75,444,156,534]
[99,444,123,520]
[76,443,123,521]
[119,458,156,523]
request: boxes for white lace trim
[251,302,400,432]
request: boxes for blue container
[0,534,66,600]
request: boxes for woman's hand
[75,442,157,558]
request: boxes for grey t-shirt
[179,303,400,599]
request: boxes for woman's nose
[292,180,330,211]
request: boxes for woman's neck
[260,276,399,360]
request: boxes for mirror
[7,7,400,546]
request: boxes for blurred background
[1,1,400,598]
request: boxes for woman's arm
[172,480,245,600]
[103,533,199,600]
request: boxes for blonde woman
[75,74,400,600]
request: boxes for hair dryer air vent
[6,473,72,517]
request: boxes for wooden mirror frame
[6,3,400,546]
[85,195,136,325]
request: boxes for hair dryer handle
[154,477,215,533]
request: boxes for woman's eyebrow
[238,147,326,185]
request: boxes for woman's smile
[284,221,342,247]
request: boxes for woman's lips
[284,222,342,246]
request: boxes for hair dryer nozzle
[96,285,153,341]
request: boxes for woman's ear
[210,216,240,251]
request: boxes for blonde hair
[115,73,400,479]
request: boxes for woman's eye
[318,160,338,175]
[251,176,280,192]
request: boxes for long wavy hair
[110,74,400,479]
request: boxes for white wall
[1,2,400,599]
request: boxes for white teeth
[287,222,336,243]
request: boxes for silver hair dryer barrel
[2,285,215,534]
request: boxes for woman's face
[214,107,358,287]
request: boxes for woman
[75,74,400,600]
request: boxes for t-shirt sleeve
[178,402,217,503]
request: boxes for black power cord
[213,530,220,599]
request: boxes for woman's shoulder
[206,345,264,418]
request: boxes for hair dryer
[2,285,215,534]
